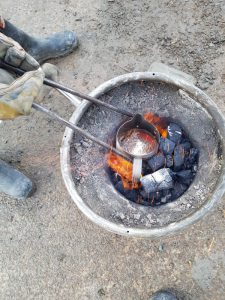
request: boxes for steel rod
[0,61,133,117]
[32,102,132,161]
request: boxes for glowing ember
[144,112,168,138]
[107,152,140,189]
[119,128,158,156]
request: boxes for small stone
[119,213,125,220]
[134,213,141,220]
[147,214,157,223]
[98,288,106,296]
[159,138,175,155]
[82,141,90,148]
[147,152,166,171]
[76,147,82,155]
[168,123,182,144]
[159,243,164,252]
[194,184,199,190]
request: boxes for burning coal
[107,112,198,206]
[107,152,140,190]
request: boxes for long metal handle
[57,89,81,107]
[32,102,132,161]
[0,61,133,117]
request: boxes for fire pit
[61,69,225,238]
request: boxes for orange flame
[107,152,140,190]
[144,112,168,138]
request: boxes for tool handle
[0,61,133,117]
[32,102,132,161]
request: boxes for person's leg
[0,63,58,199]
[0,19,78,63]
[0,17,71,199]
[0,69,33,199]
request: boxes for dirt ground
[0,0,225,299]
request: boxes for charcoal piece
[140,168,174,193]
[183,148,198,169]
[159,138,175,155]
[166,154,173,168]
[142,164,152,176]
[167,123,182,144]
[176,170,192,179]
[115,181,137,202]
[125,190,137,202]
[162,189,171,197]
[171,182,188,199]
[176,170,194,185]
[180,137,188,144]
[135,194,147,205]
[140,177,157,194]
[140,189,162,204]
[149,191,162,201]
[189,148,199,164]
[140,189,149,200]
[184,157,191,169]
[115,181,126,194]
[181,141,191,152]
[141,199,153,206]
[110,172,120,185]
[174,144,185,171]
[147,152,166,171]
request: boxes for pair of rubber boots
[0,20,78,199]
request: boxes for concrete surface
[0,0,225,299]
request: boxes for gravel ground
[0,0,225,299]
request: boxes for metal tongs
[0,61,159,181]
